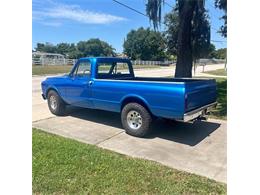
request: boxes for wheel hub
[50,95,57,110]
[127,110,142,130]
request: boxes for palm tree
[146,0,204,77]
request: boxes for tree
[164,5,211,63]
[36,42,57,53]
[35,39,115,59]
[56,43,71,55]
[123,27,166,60]
[146,0,207,77]
[215,0,227,38]
[208,43,217,58]
[214,48,226,59]
[77,38,115,57]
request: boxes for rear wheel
[47,90,66,116]
[121,103,152,137]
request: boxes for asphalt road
[32,65,226,183]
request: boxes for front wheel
[47,90,66,116]
[121,103,152,137]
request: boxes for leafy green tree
[146,0,208,77]
[164,5,211,63]
[66,43,81,59]
[36,42,57,53]
[215,0,227,38]
[208,43,217,58]
[56,43,71,55]
[77,39,115,57]
[35,39,115,58]
[123,27,166,60]
[36,43,45,52]
[214,48,226,59]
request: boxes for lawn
[33,129,226,194]
[205,69,227,76]
[32,64,164,76]
[32,65,73,75]
[211,78,227,120]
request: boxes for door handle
[88,81,94,86]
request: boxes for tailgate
[185,79,217,112]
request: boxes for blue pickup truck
[41,57,217,137]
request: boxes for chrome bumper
[182,102,217,122]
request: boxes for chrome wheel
[49,95,57,110]
[127,110,142,130]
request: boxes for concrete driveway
[32,66,226,183]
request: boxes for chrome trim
[183,102,217,122]
[94,78,185,85]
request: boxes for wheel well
[121,97,153,116]
[46,88,68,105]
[46,88,58,97]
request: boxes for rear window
[96,62,131,79]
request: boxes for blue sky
[32,0,227,53]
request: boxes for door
[65,60,93,108]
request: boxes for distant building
[32,52,65,66]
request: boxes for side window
[74,61,91,77]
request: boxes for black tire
[121,103,152,137]
[47,90,66,116]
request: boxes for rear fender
[120,94,153,115]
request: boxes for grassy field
[32,65,73,75]
[32,64,163,75]
[210,78,227,120]
[33,129,226,194]
[205,69,227,76]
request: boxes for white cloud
[33,3,127,25]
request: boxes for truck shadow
[67,106,221,146]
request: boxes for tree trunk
[175,1,196,78]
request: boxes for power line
[164,1,174,9]
[111,0,226,44]
[112,0,148,17]
[111,0,164,25]
[211,40,226,43]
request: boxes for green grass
[33,129,226,194]
[204,69,227,76]
[32,64,164,75]
[32,65,73,75]
[210,78,227,120]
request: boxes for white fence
[131,60,175,66]
[32,57,225,67]
[32,58,77,66]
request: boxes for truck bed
[95,76,217,116]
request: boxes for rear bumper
[182,102,217,122]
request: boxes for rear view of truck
[182,79,217,122]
